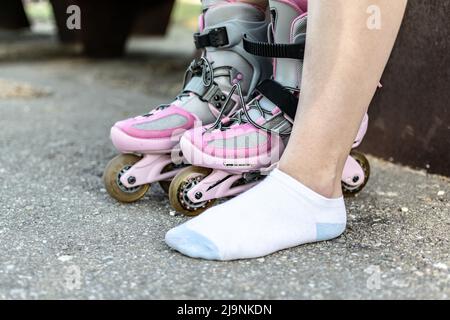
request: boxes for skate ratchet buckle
[194,27,229,49]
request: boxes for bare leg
[279,0,407,198]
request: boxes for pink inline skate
[103,1,271,203]
[168,0,370,216]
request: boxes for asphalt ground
[0,31,448,299]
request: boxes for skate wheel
[168,166,216,216]
[103,154,150,203]
[342,150,371,196]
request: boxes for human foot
[165,168,346,260]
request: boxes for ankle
[278,161,343,199]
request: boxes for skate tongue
[270,2,308,89]
[238,96,278,124]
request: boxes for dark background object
[0,0,30,30]
[49,0,79,43]
[133,1,176,36]
[362,0,450,176]
[75,0,137,58]
[49,0,175,57]
[0,0,175,57]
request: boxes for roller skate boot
[169,0,371,215]
[103,0,270,202]
[169,0,309,215]
[103,1,271,203]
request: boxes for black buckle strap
[243,35,306,59]
[194,27,229,49]
[256,79,298,120]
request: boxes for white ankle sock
[165,168,347,260]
